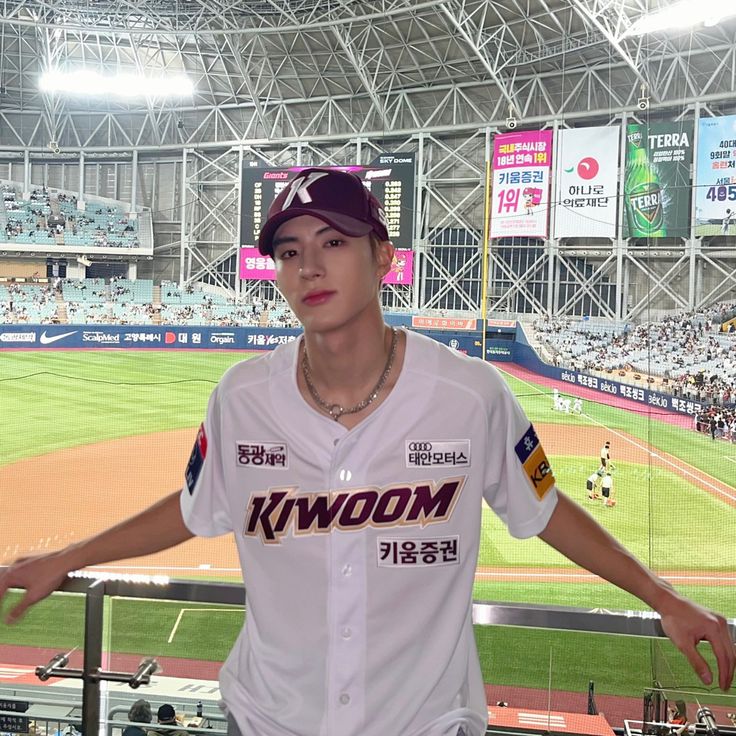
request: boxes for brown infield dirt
[1,423,734,726]
[1,421,733,574]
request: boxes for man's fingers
[5,594,31,625]
[679,641,713,686]
[706,621,736,691]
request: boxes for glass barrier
[1,579,734,736]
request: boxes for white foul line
[168,607,243,644]
[497,367,736,504]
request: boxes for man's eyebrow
[272,234,296,249]
[272,225,336,249]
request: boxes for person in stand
[667,700,689,736]
[0,168,734,736]
[123,700,153,736]
[152,705,179,736]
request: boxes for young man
[0,168,734,736]
[601,472,615,507]
[586,470,602,500]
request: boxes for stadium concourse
[2,1,736,736]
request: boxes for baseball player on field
[0,168,734,736]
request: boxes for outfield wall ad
[0,324,484,357]
[493,339,712,417]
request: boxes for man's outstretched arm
[539,492,735,691]
[0,490,194,624]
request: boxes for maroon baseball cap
[257,167,389,255]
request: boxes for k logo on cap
[280,171,330,209]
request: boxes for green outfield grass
[0,351,249,465]
[500,370,736,491]
[479,457,735,572]
[1,350,734,700]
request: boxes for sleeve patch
[515,424,555,500]
[185,423,208,495]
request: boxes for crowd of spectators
[0,277,302,328]
[0,281,58,323]
[695,406,736,442]
[1,184,141,248]
[533,302,736,406]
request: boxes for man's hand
[657,592,735,691]
[0,552,73,625]
[540,494,735,691]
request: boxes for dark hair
[128,700,152,724]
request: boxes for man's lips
[302,290,336,306]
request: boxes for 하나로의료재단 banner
[490,130,553,238]
[695,114,736,236]
[623,121,693,239]
[553,126,620,239]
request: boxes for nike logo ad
[39,330,78,345]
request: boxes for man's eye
[278,249,297,260]
[326,239,344,247]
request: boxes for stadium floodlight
[624,0,736,37]
[39,70,193,98]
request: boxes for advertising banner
[490,130,553,238]
[0,323,483,357]
[240,248,276,279]
[554,126,620,238]
[695,114,736,236]
[623,122,693,238]
[411,316,478,331]
[0,325,301,350]
[239,247,414,285]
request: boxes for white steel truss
[1,0,735,321]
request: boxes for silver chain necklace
[302,327,398,421]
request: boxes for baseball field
[1,348,734,707]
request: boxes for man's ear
[375,239,395,279]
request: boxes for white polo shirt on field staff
[180,329,559,736]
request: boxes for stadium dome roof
[1,0,735,151]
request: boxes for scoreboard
[240,154,416,251]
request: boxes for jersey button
[341,564,352,577]
[341,627,352,639]
[339,693,351,705]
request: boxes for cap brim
[258,209,374,255]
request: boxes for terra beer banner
[695,114,736,236]
[239,247,414,285]
[553,126,620,238]
[490,130,553,238]
[623,121,693,238]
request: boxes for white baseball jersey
[180,329,558,736]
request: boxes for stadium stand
[533,302,736,407]
[1,183,142,249]
[0,282,58,323]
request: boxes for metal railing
[0,571,734,736]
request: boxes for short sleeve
[482,374,558,538]
[179,384,233,537]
